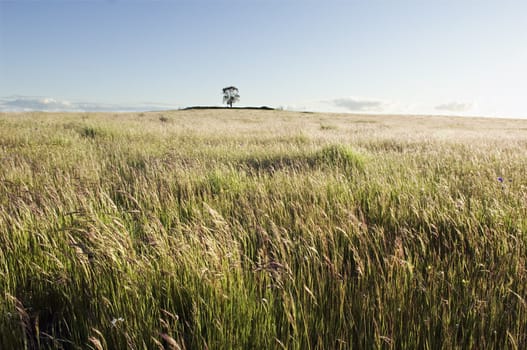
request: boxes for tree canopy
[222,86,240,108]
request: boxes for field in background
[1,110,527,349]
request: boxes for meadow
[1,109,527,349]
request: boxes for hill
[181,105,275,110]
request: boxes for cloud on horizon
[435,101,473,112]
[0,96,178,112]
[326,97,385,112]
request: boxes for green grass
[1,110,527,349]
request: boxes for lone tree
[222,86,240,108]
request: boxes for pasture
[1,110,527,349]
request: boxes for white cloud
[435,101,473,112]
[0,96,178,112]
[326,97,386,112]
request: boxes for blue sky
[1,0,526,117]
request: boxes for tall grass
[1,110,527,349]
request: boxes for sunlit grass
[1,110,527,349]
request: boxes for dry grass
[1,110,527,349]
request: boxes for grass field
[1,109,527,349]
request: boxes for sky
[1,0,526,117]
